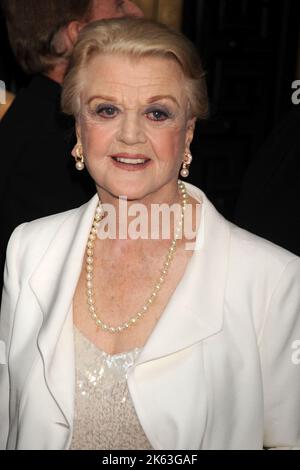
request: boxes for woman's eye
[95,105,119,119]
[147,109,170,121]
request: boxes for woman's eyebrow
[86,94,180,107]
[87,95,117,104]
[147,95,180,107]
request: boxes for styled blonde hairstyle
[62,17,209,119]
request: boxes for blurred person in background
[0,0,142,298]
[235,106,300,257]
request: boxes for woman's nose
[117,112,146,145]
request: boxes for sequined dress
[69,326,153,450]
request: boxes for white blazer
[0,182,300,450]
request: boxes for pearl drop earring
[180,151,192,178]
[75,144,85,171]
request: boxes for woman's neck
[94,184,200,252]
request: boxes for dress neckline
[73,324,142,360]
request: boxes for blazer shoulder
[24,204,84,234]
[228,221,299,273]
[224,221,300,338]
[10,204,87,259]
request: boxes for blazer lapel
[29,194,99,428]
[129,183,231,449]
[136,183,230,364]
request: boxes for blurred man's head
[92,0,142,20]
[1,0,142,80]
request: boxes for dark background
[0,0,299,220]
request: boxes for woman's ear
[71,123,82,157]
[75,122,81,140]
[71,143,78,157]
[185,117,196,148]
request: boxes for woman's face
[76,54,196,202]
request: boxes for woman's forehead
[81,54,187,104]
[85,52,184,74]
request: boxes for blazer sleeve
[0,224,25,449]
[259,257,300,449]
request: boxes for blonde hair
[62,17,209,119]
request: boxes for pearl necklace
[85,180,189,334]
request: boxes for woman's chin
[99,181,150,203]
[118,189,149,202]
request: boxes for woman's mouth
[110,154,151,171]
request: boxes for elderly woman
[0,18,300,451]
